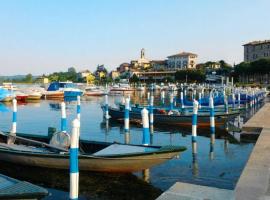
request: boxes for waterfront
[0,91,260,200]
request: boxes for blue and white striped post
[224,94,228,114]
[232,93,235,109]
[141,108,150,145]
[198,93,202,109]
[11,98,17,134]
[169,93,174,110]
[61,102,67,132]
[124,97,130,132]
[147,92,150,104]
[76,96,81,121]
[180,91,185,110]
[104,94,109,120]
[69,119,80,200]
[149,95,154,126]
[209,96,215,135]
[238,92,241,109]
[192,100,199,155]
[161,90,165,106]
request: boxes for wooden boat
[0,173,48,199]
[0,132,186,173]
[107,106,239,127]
[44,91,64,99]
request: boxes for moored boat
[106,106,238,127]
[0,132,186,173]
[0,88,13,102]
[84,85,107,96]
[44,81,83,99]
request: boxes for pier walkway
[157,103,270,200]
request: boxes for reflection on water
[0,91,264,199]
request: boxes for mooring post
[104,94,109,120]
[149,94,154,126]
[124,97,130,132]
[209,96,215,159]
[61,102,67,132]
[11,98,17,134]
[198,92,202,109]
[76,96,81,121]
[232,93,235,109]
[147,91,150,104]
[141,108,150,145]
[70,119,80,200]
[169,93,174,110]
[223,92,228,114]
[238,92,241,109]
[161,90,165,106]
[180,91,185,110]
[192,100,199,155]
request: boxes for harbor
[1,1,270,199]
[0,82,266,199]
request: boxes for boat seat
[93,144,157,156]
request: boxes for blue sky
[0,0,269,75]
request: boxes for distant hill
[0,75,39,82]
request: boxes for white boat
[109,84,134,94]
[2,82,18,91]
[84,86,107,96]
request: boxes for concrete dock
[157,103,270,200]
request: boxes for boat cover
[93,144,158,156]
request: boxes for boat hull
[0,147,181,173]
[108,108,231,127]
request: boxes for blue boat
[0,88,13,102]
[47,81,83,98]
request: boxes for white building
[167,52,197,70]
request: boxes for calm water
[0,91,261,200]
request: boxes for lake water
[0,91,261,200]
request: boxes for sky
[0,0,270,75]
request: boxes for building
[117,63,130,74]
[110,70,120,80]
[79,70,91,78]
[150,60,167,71]
[243,40,270,62]
[167,52,197,70]
[130,48,151,70]
[132,71,176,81]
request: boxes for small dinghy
[0,132,186,173]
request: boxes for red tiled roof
[167,52,197,58]
[243,40,270,46]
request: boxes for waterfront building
[167,52,197,70]
[79,70,91,78]
[150,60,167,71]
[131,71,176,81]
[130,48,151,70]
[243,40,270,62]
[117,63,130,74]
[110,70,120,80]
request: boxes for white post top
[141,107,149,115]
[61,102,66,117]
[72,118,80,128]
[193,100,199,113]
[77,95,80,103]
[12,98,17,112]
[209,97,214,108]
[125,97,130,109]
